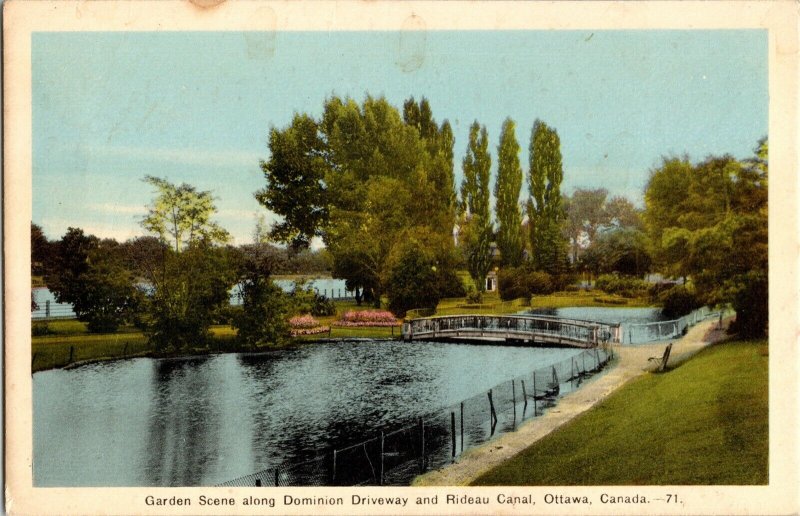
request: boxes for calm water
[529,306,666,325]
[33,341,582,486]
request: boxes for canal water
[33,340,584,487]
[529,306,667,325]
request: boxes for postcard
[4,1,798,514]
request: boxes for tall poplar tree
[494,118,524,266]
[460,121,493,292]
[527,120,567,273]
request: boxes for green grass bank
[472,339,768,485]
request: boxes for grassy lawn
[472,339,768,485]
[530,290,651,308]
[31,301,402,372]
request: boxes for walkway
[413,317,731,486]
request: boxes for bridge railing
[404,314,616,345]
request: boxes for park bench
[648,342,673,372]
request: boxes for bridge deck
[402,314,620,348]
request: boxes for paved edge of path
[412,317,732,486]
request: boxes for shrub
[595,274,649,298]
[497,267,554,301]
[528,271,554,294]
[288,281,333,315]
[311,295,336,317]
[439,269,467,298]
[32,321,50,336]
[465,288,483,304]
[211,304,243,325]
[385,242,464,317]
[233,277,290,348]
[659,286,701,319]
[729,271,767,337]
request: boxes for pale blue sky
[33,30,767,244]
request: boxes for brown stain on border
[188,0,227,10]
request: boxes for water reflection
[34,341,582,486]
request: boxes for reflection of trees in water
[144,357,220,486]
[230,342,449,481]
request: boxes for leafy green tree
[138,179,238,351]
[255,114,328,249]
[580,228,652,277]
[563,188,609,263]
[141,244,237,352]
[142,176,229,253]
[494,118,524,266]
[46,228,140,333]
[385,229,464,316]
[31,223,53,277]
[460,121,493,292]
[527,120,567,274]
[644,140,768,336]
[258,95,460,306]
[232,245,291,348]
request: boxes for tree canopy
[258,95,459,311]
[527,120,567,275]
[644,139,768,336]
[494,118,524,267]
[142,176,229,252]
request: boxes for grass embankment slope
[472,339,768,485]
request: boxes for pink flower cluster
[289,314,329,336]
[289,314,321,329]
[333,310,400,327]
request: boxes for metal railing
[403,314,620,347]
[624,306,733,344]
[216,345,613,487]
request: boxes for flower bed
[289,314,330,336]
[332,310,400,327]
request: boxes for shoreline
[413,317,732,486]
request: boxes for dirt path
[413,317,731,486]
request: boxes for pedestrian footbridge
[401,314,620,348]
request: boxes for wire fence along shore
[622,306,733,344]
[216,345,613,487]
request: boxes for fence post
[419,418,426,472]
[571,358,575,385]
[460,402,464,452]
[332,450,337,484]
[582,352,586,374]
[487,389,497,434]
[46,300,50,318]
[274,469,279,487]
[32,352,38,369]
[521,380,528,409]
[255,478,261,487]
[450,412,456,459]
[379,431,385,485]
[68,346,74,364]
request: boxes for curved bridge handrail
[403,314,620,346]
